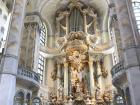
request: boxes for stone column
[114,0,140,105]
[0,0,27,105]
[57,63,61,97]
[64,62,68,99]
[88,60,95,96]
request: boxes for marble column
[88,60,95,97]
[114,0,140,105]
[0,0,27,105]
[64,62,68,98]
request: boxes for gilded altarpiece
[47,0,115,105]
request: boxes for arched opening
[14,91,24,105]
[32,97,42,105]
[26,93,31,105]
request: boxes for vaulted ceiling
[26,0,111,35]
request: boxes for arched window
[39,22,47,46]
[132,0,140,33]
[38,22,46,84]
[14,91,24,105]
[32,97,41,105]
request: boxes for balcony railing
[111,61,125,79]
[17,66,40,84]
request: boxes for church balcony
[17,66,40,89]
[111,61,127,86]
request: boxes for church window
[39,23,47,46]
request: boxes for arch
[25,12,52,35]
[41,17,52,36]
[38,0,50,13]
